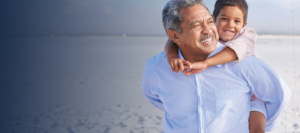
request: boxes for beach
[1,36,299,133]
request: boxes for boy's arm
[164,39,191,73]
[185,27,257,75]
[204,47,238,68]
[164,39,178,61]
[184,47,237,75]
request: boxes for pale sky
[0,0,299,36]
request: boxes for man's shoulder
[146,52,166,66]
[226,56,272,75]
[144,52,168,74]
[143,52,169,84]
[237,56,268,68]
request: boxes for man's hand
[168,57,192,73]
[183,60,208,76]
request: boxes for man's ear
[243,21,247,27]
[167,29,181,45]
[212,15,215,22]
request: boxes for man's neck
[179,49,208,63]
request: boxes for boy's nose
[228,21,234,28]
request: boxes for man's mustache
[199,34,215,42]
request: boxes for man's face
[177,4,219,57]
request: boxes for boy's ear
[167,29,181,45]
[243,21,248,27]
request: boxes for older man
[142,0,290,133]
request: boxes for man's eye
[208,20,214,23]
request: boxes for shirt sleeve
[247,58,291,132]
[250,96,267,120]
[142,61,165,111]
[224,27,259,62]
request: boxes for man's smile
[200,37,212,43]
[199,34,216,45]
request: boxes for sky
[0,0,299,36]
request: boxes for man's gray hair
[162,0,209,34]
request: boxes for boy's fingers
[179,61,185,72]
[182,60,192,69]
[185,71,194,76]
[174,60,179,73]
[183,65,190,69]
[170,61,175,72]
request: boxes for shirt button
[201,130,204,133]
[200,109,203,114]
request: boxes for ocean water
[1,36,299,133]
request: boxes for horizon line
[1,34,300,38]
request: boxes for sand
[1,36,299,133]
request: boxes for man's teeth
[200,37,212,43]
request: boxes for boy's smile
[215,6,247,42]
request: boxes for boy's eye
[221,18,227,20]
[235,20,240,23]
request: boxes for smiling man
[142,0,290,132]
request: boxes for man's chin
[207,45,217,54]
[198,44,217,56]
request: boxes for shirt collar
[178,42,224,68]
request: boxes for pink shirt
[220,27,260,101]
[219,27,259,63]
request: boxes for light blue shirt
[142,43,291,133]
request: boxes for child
[164,0,266,132]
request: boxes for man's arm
[249,98,267,133]
[249,111,266,133]
[142,61,165,111]
[247,58,291,132]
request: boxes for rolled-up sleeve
[224,27,259,62]
[250,97,267,120]
[247,58,291,132]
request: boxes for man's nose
[201,24,212,34]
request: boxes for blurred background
[1,0,299,133]
[1,0,299,36]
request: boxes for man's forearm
[249,111,266,133]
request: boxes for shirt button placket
[197,74,205,133]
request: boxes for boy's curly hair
[213,0,248,23]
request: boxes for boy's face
[215,6,247,42]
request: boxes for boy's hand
[168,57,192,73]
[184,60,208,76]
